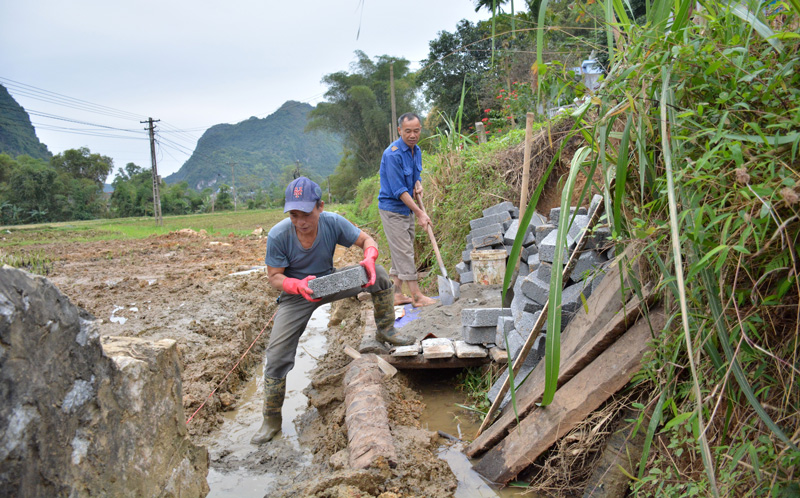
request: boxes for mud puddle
[411,371,523,498]
[204,304,330,497]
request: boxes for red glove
[282,276,321,302]
[359,246,378,287]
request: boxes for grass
[0,207,349,247]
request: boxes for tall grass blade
[660,64,719,497]
[540,146,592,406]
[730,2,784,53]
[613,114,633,235]
[698,265,799,450]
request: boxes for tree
[51,147,113,187]
[307,51,418,200]
[417,20,495,129]
[7,160,60,223]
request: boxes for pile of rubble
[454,198,612,407]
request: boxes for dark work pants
[263,264,391,379]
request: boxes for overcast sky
[0,0,523,180]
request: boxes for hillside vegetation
[165,101,342,193]
[0,84,51,161]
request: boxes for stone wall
[0,266,208,497]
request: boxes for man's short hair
[398,112,421,127]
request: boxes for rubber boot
[250,376,286,445]
[372,287,415,346]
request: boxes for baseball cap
[284,177,322,213]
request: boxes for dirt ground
[30,228,468,497]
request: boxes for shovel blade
[438,276,460,306]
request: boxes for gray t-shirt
[265,211,361,279]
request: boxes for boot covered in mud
[372,287,414,347]
[250,376,286,445]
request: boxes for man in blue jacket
[378,112,437,307]
[252,176,413,445]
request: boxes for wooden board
[472,307,665,484]
[465,248,642,458]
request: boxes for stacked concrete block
[470,223,505,249]
[538,230,576,263]
[503,219,520,245]
[456,261,470,275]
[549,207,587,227]
[566,214,591,242]
[588,194,604,220]
[495,315,516,350]
[482,201,516,218]
[470,211,513,231]
[535,224,556,246]
[307,266,368,298]
[527,252,540,272]
[460,271,474,284]
[519,261,529,279]
[586,226,612,251]
[570,249,607,283]
[520,272,550,305]
[462,308,512,345]
[514,310,543,338]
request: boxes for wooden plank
[378,355,491,370]
[465,247,642,458]
[472,307,665,485]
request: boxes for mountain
[164,101,341,191]
[0,84,52,160]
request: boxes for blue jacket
[378,138,422,215]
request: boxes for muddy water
[411,371,525,498]
[204,304,524,497]
[204,304,330,497]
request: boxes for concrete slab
[422,338,456,359]
[454,341,489,358]
[391,344,422,356]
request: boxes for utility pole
[390,63,398,141]
[228,162,237,211]
[142,118,162,226]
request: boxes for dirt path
[32,229,465,497]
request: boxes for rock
[0,267,208,497]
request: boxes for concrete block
[510,206,520,219]
[482,201,515,218]
[520,244,538,262]
[472,234,503,249]
[496,316,516,348]
[519,261,529,278]
[538,229,576,263]
[462,325,498,345]
[588,194,604,220]
[488,362,537,409]
[570,250,606,282]
[500,327,525,358]
[503,244,514,256]
[549,207,580,227]
[459,271,474,284]
[510,289,543,323]
[422,338,455,359]
[527,252,540,272]
[471,222,504,239]
[503,219,520,245]
[537,261,553,282]
[535,224,556,246]
[456,261,470,274]
[470,211,512,231]
[527,211,548,229]
[454,341,488,358]
[462,308,512,328]
[461,250,472,263]
[391,344,422,356]
[586,226,612,251]
[566,214,590,242]
[521,272,549,305]
[514,310,542,337]
[307,266,368,298]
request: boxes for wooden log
[472,307,665,485]
[344,344,397,378]
[465,245,642,458]
[344,357,397,469]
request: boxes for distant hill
[165,101,341,191]
[0,84,52,160]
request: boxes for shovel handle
[415,193,449,279]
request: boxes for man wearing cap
[378,112,437,307]
[251,176,414,445]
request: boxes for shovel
[415,192,460,305]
